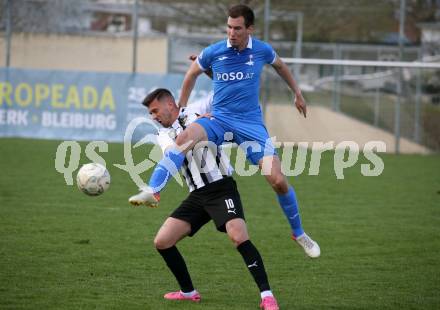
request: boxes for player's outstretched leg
[129,122,208,204]
[149,147,185,193]
[128,147,184,207]
[128,185,160,207]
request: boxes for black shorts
[170,177,244,236]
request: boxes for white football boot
[128,186,160,207]
[293,233,321,258]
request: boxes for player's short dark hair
[228,4,254,28]
[142,88,174,107]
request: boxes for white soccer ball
[76,163,110,196]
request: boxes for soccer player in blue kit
[130,4,320,258]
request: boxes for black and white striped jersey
[158,94,233,192]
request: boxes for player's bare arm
[271,56,307,118]
[189,54,213,80]
[178,61,204,108]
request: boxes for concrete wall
[266,104,431,154]
[0,33,168,73]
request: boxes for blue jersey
[197,36,276,120]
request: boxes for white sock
[181,290,197,297]
[261,290,273,299]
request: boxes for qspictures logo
[54,117,386,188]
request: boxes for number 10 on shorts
[225,199,236,214]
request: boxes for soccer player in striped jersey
[131,4,320,260]
[131,88,279,310]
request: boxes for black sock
[157,246,194,293]
[237,240,271,292]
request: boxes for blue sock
[149,148,185,193]
[277,186,304,237]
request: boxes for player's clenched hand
[295,93,307,118]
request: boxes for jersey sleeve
[197,46,214,71]
[263,43,277,64]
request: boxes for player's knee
[268,173,288,194]
[175,131,190,147]
[226,222,249,247]
[175,123,205,151]
[154,235,175,250]
[233,235,249,247]
[228,232,248,247]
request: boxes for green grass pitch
[0,138,439,309]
